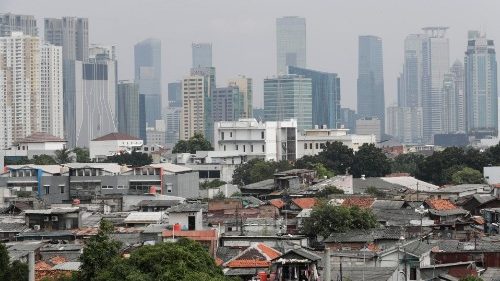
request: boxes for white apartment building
[180,75,205,140]
[214,118,298,161]
[146,120,166,146]
[356,117,382,141]
[89,132,144,161]
[0,32,41,149]
[297,127,376,158]
[40,43,64,138]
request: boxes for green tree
[54,148,72,164]
[301,203,378,238]
[318,141,354,175]
[485,142,500,165]
[451,167,484,185]
[172,133,213,154]
[0,243,28,281]
[94,239,231,281]
[213,191,226,199]
[0,243,9,281]
[105,151,152,167]
[32,154,57,165]
[391,153,425,175]
[351,144,391,178]
[313,163,334,179]
[416,147,466,185]
[232,159,293,186]
[79,219,121,281]
[73,147,90,163]
[459,276,483,281]
[200,179,227,190]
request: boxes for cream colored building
[228,75,253,118]
[0,32,41,148]
[180,75,205,140]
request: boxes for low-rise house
[124,212,165,227]
[428,184,492,201]
[25,207,82,231]
[270,247,322,281]
[222,243,281,279]
[303,175,353,195]
[459,194,500,216]
[323,227,403,252]
[433,239,500,269]
[483,207,500,234]
[425,199,469,224]
[137,199,181,212]
[89,132,143,162]
[168,203,203,231]
[0,215,27,241]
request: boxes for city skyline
[4,0,500,109]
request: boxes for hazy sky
[3,0,500,109]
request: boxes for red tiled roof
[92,132,141,141]
[226,260,270,268]
[35,261,53,270]
[50,256,67,265]
[16,132,66,143]
[257,243,281,260]
[292,198,317,209]
[269,199,285,209]
[425,199,457,210]
[341,197,375,208]
[162,229,217,240]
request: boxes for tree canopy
[232,158,293,185]
[73,147,90,163]
[391,153,425,175]
[301,202,378,238]
[451,167,484,185]
[104,151,152,167]
[94,239,232,281]
[32,154,57,165]
[0,243,28,281]
[351,144,391,178]
[172,133,213,154]
[54,148,72,164]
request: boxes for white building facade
[214,118,298,161]
[40,43,64,138]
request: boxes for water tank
[72,198,80,205]
[258,271,267,281]
[149,186,157,194]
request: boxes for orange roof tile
[50,256,67,265]
[425,199,457,210]
[292,198,317,209]
[35,261,52,271]
[257,243,281,260]
[269,199,285,209]
[215,257,224,266]
[341,197,375,208]
[227,259,271,268]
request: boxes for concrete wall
[168,210,202,230]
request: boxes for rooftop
[124,212,164,223]
[168,203,204,213]
[16,132,66,143]
[425,199,458,210]
[92,132,142,141]
[292,198,317,209]
[341,196,375,208]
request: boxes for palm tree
[54,148,71,164]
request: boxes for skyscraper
[192,43,212,68]
[357,35,385,135]
[288,66,341,129]
[228,76,253,118]
[44,17,89,147]
[134,38,162,127]
[190,66,216,142]
[0,32,41,148]
[117,81,140,138]
[264,75,312,131]
[451,60,466,133]
[276,16,306,74]
[0,13,38,37]
[386,106,423,144]
[164,107,181,148]
[74,48,117,147]
[401,34,427,108]
[212,86,243,122]
[465,31,498,137]
[168,81,182,108]
[40,43,64,139]
[421,27,450,142]
[180,75,205,140]
[441,60,466,134]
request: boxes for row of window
[223,144,265,153]
[304,143,326,150]
[220,131,265,140]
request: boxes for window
[117,185,126,189]
[166,183,173,193]
[101,185,113,189]
[243,145,246,152]
[262,145,265,152]
[315,143,319,149]
[44,185,50,194]
[230,132,232,137]
[221,132,224,140]
[304,143,307,149]
[309,143,312,149]
[250,145,253,152]
[236,145,239,150]
[224,145,226,151]
[261,131,265,139]
[59,185,65,194]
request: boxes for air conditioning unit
[51,216,58,222]
[33,225,40,231]
[44,217,49,222]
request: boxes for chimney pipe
[324,247,331,281]
[28,251,35,281]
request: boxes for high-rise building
[442,61,466,135]
[44,17,88,61]
[212,86,243,122]
[288,66,340,129]
[386,106,423,144]
[134,38,162,127]
[400,34,427,108]
[465,31,498,137]
[340,108,356,132]
[117,81,140,138]
[44,17,89,147]
[228,75,253,118]
[192,43,212,68]
[451,60,466,133]
[0,32,41,148]
[276,16,306,74]
[139,94,147,142]
[190,66,216,142]
[40,43,64,139]
[180,75,205,140]
[164,107,181,148]
[357,35,385,135]
[422,27,450,142]
[355,117,381,141]
[264,74,312,131]
[74,49,117,148]
[168,81,182,108]
[0,13,38,37]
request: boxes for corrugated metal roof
[150,163,192,173]
[124,212,164,223]
[52,262,81,271]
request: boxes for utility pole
[416,182,419,201]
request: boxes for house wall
[165,171,199,199]
[168,210,202,230]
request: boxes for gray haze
[3,0,500,109]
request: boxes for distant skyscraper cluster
[388,27,498,144]
[0,11,497,151]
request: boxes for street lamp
[415,205,429,238]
